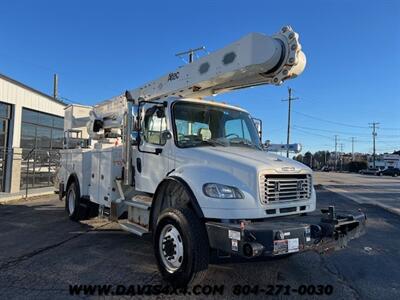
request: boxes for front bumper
[205,206,366,257]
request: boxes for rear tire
[153,207,209,287]
[65,182,88,221]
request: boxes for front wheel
[153,207,209,287]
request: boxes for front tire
[153,207,209,287]
[66,182,88,221]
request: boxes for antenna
[175,46,206,63]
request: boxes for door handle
[136,158,142,173]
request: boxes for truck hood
[182,146,310,173]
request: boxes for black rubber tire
[153,207,209,288]
[65,182,88,221]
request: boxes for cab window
[143,106,167,145]
[225,119,251,140]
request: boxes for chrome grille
[260,174,312,204]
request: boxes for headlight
[203,183,244,199]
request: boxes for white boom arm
[90,25,306,132]
[127,25,305,102]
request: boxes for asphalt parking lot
[315,171,400,214]
[0,174,399,299]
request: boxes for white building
[382,154,400,169]
[0,73,66,194]
[367,154,400,169]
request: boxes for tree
[303,152,312,168]
[294,154,303,163]
[312,151,330,168]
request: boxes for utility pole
[334,135,339,171]
[282,87,299,158]
[53,74,58,100]
[351,137,355,161]
[369,122,380,168]
[339,143,344,172]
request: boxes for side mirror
[161,130,172,140]
[129,131,139,146]
[252,118,262,142]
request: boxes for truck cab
[134,98,315,220]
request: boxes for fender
[168,164,260,210]
[149,176,204,231]
[66,173,81,197]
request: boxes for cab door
[133,104,172,193]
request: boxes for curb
[0,191,56,204]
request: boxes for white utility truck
[58,26,366,287]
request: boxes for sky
[0,0,399,154]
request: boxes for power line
[293,125,398,143]
[293,124,373,137]
[293,110,369,129]
[292,127,341,141]
[293,110,400,131]
[291,126,398,154]
[292,127,371,143]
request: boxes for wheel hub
[159,224,184,273]
[163,236,176,258]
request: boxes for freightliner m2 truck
[58,26,366,287]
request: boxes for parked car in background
[321,166,331,172]
[359,168,380,175]
[377,168,400,177]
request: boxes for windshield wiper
[201,139,226,147]
[230,139,258,149]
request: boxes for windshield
[173,101,262,149]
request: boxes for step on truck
[57,26,366,287]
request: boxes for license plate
[273,238,299,255]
